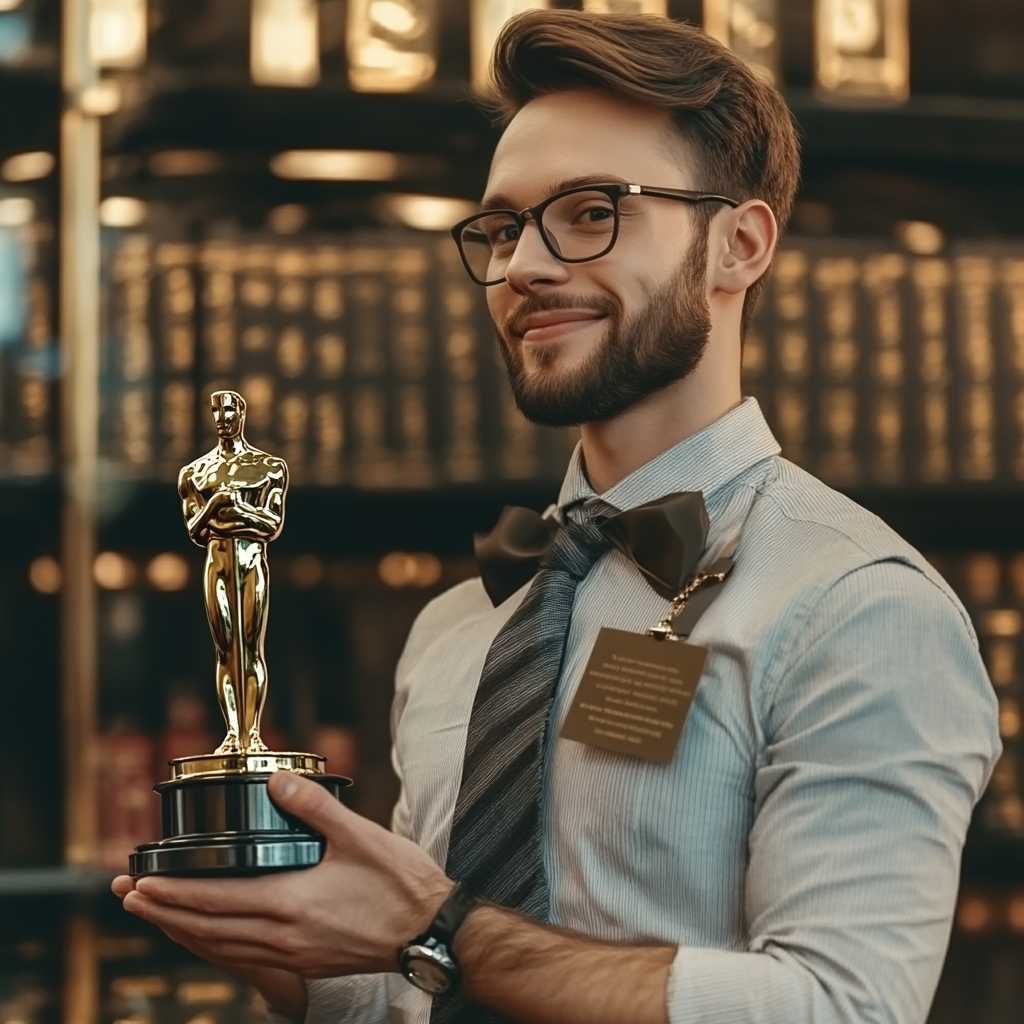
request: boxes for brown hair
[484,9,802,335]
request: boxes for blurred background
[0,1,1022,1021]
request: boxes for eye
[488,221,520,246]
[583,206,613,221]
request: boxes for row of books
[2,223,1024,486]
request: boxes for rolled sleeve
[668,559,1001,1024]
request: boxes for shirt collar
[556,396,781,515]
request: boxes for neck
[578,330,742,494]
[218,436,245,456]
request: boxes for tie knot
[538,519,612,581]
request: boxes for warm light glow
[583,1,666,13]
[956,895,992,933]
[472,1,548,91]
[289,555,325,588]
[348,0,438,92]
[0,197,34,226]
[999,700,1021,740]
[1008,893,1024,933]
[251,0,320,87]
[271,149,403,181]
[372,0,419,33]
[377,193,478,231]
[268,204,309,233]
[0,1,24,12]
[79,80,122,116]
[148,150,225,176]
[177,980,235,1006]
[2,151,54,183]
[89,0,147,69]
[28,556,61,594]
[146,553,189,591]
[379,552,443,588]
[94,552,136,590]
[981,609,1022,637]
[896,220,945,256]
[814,0,909,102]
[111,976,170,999]
[99,196,146,227]
[703,0,779,84]
[963,553,1001,603]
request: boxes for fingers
[162,925,277,973]
[122,891,280,950]
[133,874,287,918]
[268,771,348,841]
[111,875,135,898]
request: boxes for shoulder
[743,457,974,641]
[397,577,492,670]
[177,452,213,487]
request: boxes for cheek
[486,288,509,330]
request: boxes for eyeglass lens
[459,189,618,283]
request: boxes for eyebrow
[480,173,630,212]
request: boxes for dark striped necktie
[431,511,613,1024]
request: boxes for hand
[206,487,234,512]
[110,880,307,1019]
[112,772,454,980]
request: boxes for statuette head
[211,390,246,439]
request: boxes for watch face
[405,954,452,995]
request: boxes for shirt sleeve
[667,558,1002,1024]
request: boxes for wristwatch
[399,882,479,996]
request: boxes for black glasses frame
[450,182,740,286]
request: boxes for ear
[707,200,778,296]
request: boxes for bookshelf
[2,0,1024,1020]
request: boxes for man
[114,10,1001,1024]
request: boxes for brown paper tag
[560,628,707,763]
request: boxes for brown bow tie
[473,492,709,606]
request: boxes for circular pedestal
[129,770,352,877]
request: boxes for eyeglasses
[450,182,739,287]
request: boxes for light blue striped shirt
[297,396,1001,1024]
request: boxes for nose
[503,218,571,295]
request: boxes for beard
[496,232,711,428]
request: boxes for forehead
[213,395,238,409]
[484,89,691,207]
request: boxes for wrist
[238,967,307,1021]
[398,879,474,995]
[450,902,512,1000]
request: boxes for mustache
[505,294,618,337]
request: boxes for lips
[511,309,606,338]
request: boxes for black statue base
[129,771,352,877]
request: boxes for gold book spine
[812,251,860,484]
[953,255,997,482]
[391,242,434,487]
[911,258,953,484]
[862,251,907,485]
[1001,257,1024,480]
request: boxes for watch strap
[417,881,479,946]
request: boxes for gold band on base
[170,751,327,780]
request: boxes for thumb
[268,770,347,841]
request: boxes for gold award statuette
[130,391,351,877]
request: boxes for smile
[521,316,606,342]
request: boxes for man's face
[482,89,713,427]
[212,396,243,438]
